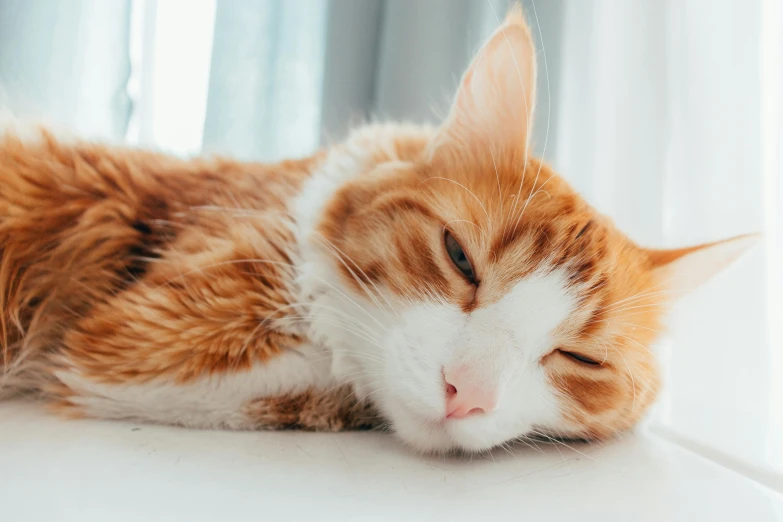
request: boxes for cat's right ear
[428,5,537,159]
[646,234,759,297]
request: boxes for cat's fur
[0,7,752,453]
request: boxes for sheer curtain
[0,0,780,488]
[0,0,131,138]
[555,0,783,488]
[124,0,328,159]
[0,0,564,157]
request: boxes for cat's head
[299,6,754,453]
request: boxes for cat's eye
[559,349,601,366]
[444,231,476,283]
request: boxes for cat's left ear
[428,6,537,158]
[646,234,759,296]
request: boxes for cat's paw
[245,386,385,432]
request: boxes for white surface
[1,401,781,522]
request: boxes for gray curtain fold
[321,0,506,142]
[0,0,566,161]
[319,0,385,144]
[320,0,566,160]
[201,0,329,161]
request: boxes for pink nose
[443,367,497,419]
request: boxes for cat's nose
[443,367,498,419]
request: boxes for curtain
[555,0,782,485]
[0,0,780,484]
[0,0,131,138]
[0,0,565,157]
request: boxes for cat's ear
[428,6,536,158]
[646,234,759,296]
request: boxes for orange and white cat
[0,8,753,453]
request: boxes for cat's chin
[386,401,516,455]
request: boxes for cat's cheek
[542,360,659,441]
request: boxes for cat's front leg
[53,342,345,430]
[244,385,384,432]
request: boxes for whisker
[312,233,399,318]
[421,176,491,232]
[528,430,599,463]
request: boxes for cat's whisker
[255,303,388,350]
[527,430,600,464]
[500,0,553,243]
[599,275,689,313]
[593,334,611,365]
[309,374,386,404]
[482,0,528,242]
[498,441,515,457]
[535,388,619,438]
[312,233,399,318]
[485,446,497,464]
[351,385,396,407]
[343,382,407,411]
[281,317,386,353]
[609,331,656,352]
[513,434,546,455]
[593,320,659,333]
[421,176,492,233]
[489,145,503,215]
[606,342,638,412]
[510,173,556,238]
[600,309,670,319]
[272,300,387,338]
[443,220,484,242]
[529,0,552,183]
[604,298,673,312]
[600,285,670,310]
[288,315,386,346]
[279,316,385,349]
[601,289,683,313]
[308,348,386,366]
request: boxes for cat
[0,6,754,454]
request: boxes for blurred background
[0,0,781,488]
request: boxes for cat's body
[0,124,419,432]
[0,8,752,453]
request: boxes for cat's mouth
[396,406,509,453]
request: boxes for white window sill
[1,400,781,521]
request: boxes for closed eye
[444,231,477,284]
[558,349,602,366]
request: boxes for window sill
[1,400,781,521]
